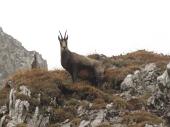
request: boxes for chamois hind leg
[71,66,78,83]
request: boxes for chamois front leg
[71,65,78,83]
[94,67,104,87]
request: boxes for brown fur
[58,31,104,85]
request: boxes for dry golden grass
[112,50,170,71]
[7,69,113,118]
[123,111,163,126]
[127,98,145,111]
[112,95,127,110]
[104,65,139,84]
[103,50,170,89]
[71,118,81,127]
[16,123,27,127]
[91,98,106,110]
[8,69,70,109]
[126,93,152,110]
[59,81,113,102]
[50,108,74,123]
[11,69,69,86]
[97,123,112,127]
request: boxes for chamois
[58,31,104,86]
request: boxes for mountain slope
[0,50,170,127]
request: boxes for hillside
[0,50,170,127]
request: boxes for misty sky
[0,0,170,69]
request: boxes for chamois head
[58,31,68,51]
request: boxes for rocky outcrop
[147,62,170,120]
[0,86,49,127]
[120,63,160,99]
[120,62,170,126]
[58,103,125,127]
[0,27,47,88]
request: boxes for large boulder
[147,62,170,111]
[0,27,47,87]
[121,63,159,98]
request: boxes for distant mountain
[0,27,47,88]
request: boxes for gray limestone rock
[90,109,106,127]
[0,86,49,127]
[146,62,170,126]
[121,63,159,97]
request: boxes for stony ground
[1,50,170,127]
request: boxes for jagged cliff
[0,27,47,88]
[0,50,170,127]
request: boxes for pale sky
[0,0,170,69]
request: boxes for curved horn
[64,30,67,39]
[59,31,63,39]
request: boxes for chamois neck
[61,49,71,68]
[61,49,71,56]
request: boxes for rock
[167,63,170,76]
[144,63,157,72]
[61,122,71,127]
[120,63,159,97]
[0,106,7,115]
[77,105,124,127]
[28,107,49,127]
[79,120,90,127]
[91,109,106,127]
[77,106,86,117]
[147,62,170,121]
[147,89,165,110]
[0,86,49,127]
[121,74,134,91]
[0,27,3,33]
[5,87,30,126]
[0,115,6,127]
[106,103,113,109]
[19,85,31,97]
[144,123,164,127]
[0,27,47,87]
